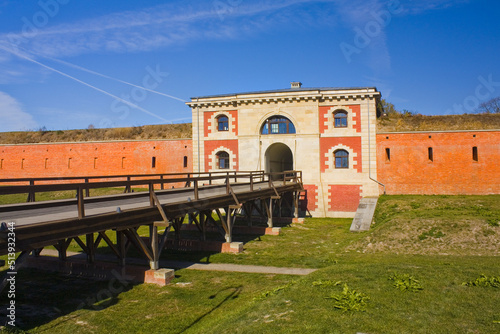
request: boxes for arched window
[216,151,230,169]
[334,110,348,128]
[261,116,296,135]
[217,115,229,131]
[334,150,349,168]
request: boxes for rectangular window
[279,122,287,134]
[21,158,25,169]
[122,157,126,169]
[219,157,226,169]
[94,157,98,169]
[45,158,48,169]
[271,123,279,134]
[68,158,72,169]
[472,146,478,161]
[385,148,391,161]
[428,147,433,162]
[0,159,3,169]
[152,156,156,168]
[183,156,188,168]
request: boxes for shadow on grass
[0,268,138,332]
[0,214,296,331]
[176,285,242,334]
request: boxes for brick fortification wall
[0,139,193,180]
[377,130,500,195]
[1,129,499,197]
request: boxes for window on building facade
[216,151,230,169]
[261,116,296,135]
[334,150,349,168]
[334,111,348,128]
[183,156,188,168]
[428,147,433,162]
[385,148,391,161]
[217,115,229,131]
[152,156,156,168]
[472,146,478,161]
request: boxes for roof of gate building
[190,86,380,100]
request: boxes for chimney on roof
[290,81,302,89]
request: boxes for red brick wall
[204,110,238,137]
[227,110,238,136]
[204,112,213,137]
[350,105,361,133]
[301,184,318,212]
[203,140,239,172]
[377,131,500,195]
[328,185,362,212]
[320,137,362,173]
[319,106,330,134]
[319,105,361,134]
[0,140,193,179]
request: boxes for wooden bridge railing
[0,171,275,202]
[0,171,303,219]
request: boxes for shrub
[463,274,500,288]
[253,281,296,301]
[327,284,370,312]
[389,273,423,292]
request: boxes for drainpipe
[196,98,201,174]
[367,89,386,194]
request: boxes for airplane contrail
[0,44,173,123]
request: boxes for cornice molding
[186,89,380,108]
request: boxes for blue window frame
[261,116,296,135]
[217,151,229,169]
[218,116,229,131]
[334,150,349,168]
[334,111,348,128]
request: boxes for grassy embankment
[1,113,499,145]
[0,194,499,333]
[377,112,500,132]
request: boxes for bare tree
[477,96,500,114]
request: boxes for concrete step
[350,197,378,232]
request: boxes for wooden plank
[0,174,302,255]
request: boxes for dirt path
[38,249,317,276]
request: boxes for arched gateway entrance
[265,143,293,178]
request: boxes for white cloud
[398,0,470,15]
[0,0,339,59]
[0,91,38,131]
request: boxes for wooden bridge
[0,171,303,278]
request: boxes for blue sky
[0,0,499,131]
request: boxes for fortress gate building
[187,83,383,218]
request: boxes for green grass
[1,194,499,333]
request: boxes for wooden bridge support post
[294,191,300,218]
[243,202,253,227]
[225,207,232,243]
[116,230,126,267]
[57,240,69,261]
[265,198,273,228]
[86,233,95,263]
[150,224,159,270]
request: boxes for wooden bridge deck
[0,172,303,258]
[0,181,287,226]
